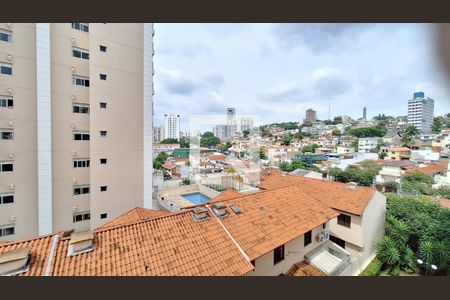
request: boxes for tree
[217,141,232,153]
[179,137,190,148]
[302,143,319,154]
[242,130,250,138]
[180,179,191,185]
[153,152,169,170]
[432,118,443,133]
[200,131,220,148]
[351,140,359,151]
[402,125,420,148]
[160,138,179,144]
[332,129,342,136]
[348,126,388,138]
[379,152,387,160]
[282,134,292,146]
[333,116,343,125]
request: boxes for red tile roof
[259,173,376,216]
[405,163,447,175]
[99,207,170,228]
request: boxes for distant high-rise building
[164,114,180,140]
[305,109,317,123]
[153,126,164,142]
[363,107,367,121]
[213,124,234,140]
[0,23,154,241]
[227,108,235,121]
[407,92,434,133]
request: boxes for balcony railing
[304,240,351,276]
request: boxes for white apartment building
[407,92,434,134]
[164,114,180,140]
[358,137,379,153]
[213,124,234,140]
[0,23,154,241]
[153,125,164,142]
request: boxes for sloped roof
[99,207,170,228]
[404,163,447,175]
[210,189,242,203]
[258,174,376,216]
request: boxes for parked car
[163,175,172,180]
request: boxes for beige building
[0,23,154,241]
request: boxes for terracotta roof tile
[210,189,242,203]
[258,173,376,216]
[99,207,170,228]
[286,262,326,276]
[389,147,411,152]
[405,163,447,175]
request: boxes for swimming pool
[181,192,211,204]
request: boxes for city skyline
[153,23,450,132]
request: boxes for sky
[153,23,450,132]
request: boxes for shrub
[360,259,383,276]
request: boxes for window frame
[304,230,312,247]
[0,193,14,205]
[0,224,15,237]
[337,214,352,228]
[0,96,13,108]
[99,45,107,52]
[71,23,89,32]
[72,102,90,114]
[0,130,14,140]
[100,213,108,219]
[0,161,13,172]
[73,159,90,168]
[100,186,107,192]
[100,158,107,164]
[73,131,90,141]
[0,29,12,43]
[72,75,90,87]
[0,62,13,76]
[73,211,91,223]
[99,73,107,80]
[72,47,90,60]
[273,244,285,265]
[73,185,90,196]
[99,102,107,109]
[100,130,108,137]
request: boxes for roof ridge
[0,231,63,248]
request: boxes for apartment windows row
[73,159,90,168]
[0,161,13,172]
[0,193,14,205]
[0,129,13,140]
[0,29,12,43]
[0,224,14,237]
[0,62,12,75]
[73,131,109,140]
[72,23,89,32]
[0,96,13,108]
[72,74,108,87]
[73,185,108,195]
[72,47,89,60]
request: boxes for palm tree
[433,241,449,268]
[402,125,420,148]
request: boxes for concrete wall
[247,224,327,276]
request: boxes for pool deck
[157,184,220,211]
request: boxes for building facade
[305,108,317,123]
[358,137,379,153]
[407,92,434,134]
[153,125,163,142]
[163,114,180,140]
[0,23,154,241]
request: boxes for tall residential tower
[164,114,180,140]
[407,92,434,134]
[0,23,154,241]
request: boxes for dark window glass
[100,74,107,80]
[100,45,107,52]
[8,99,14,107]
[304,230,312,246]
[85,79,89,87]
[73,49,81,58]
[1,65,12,75]
[81,52,89,60]
[2,195,14,204]
[73,188,80,195]
[100,158,107,164]
[273,245,285,265]
[0,32,12,42]
[337,214,351,228]
[100,213,107,219]
[100,186,107,192]
[73,161,77,168]
[83,134,90,140]
[100,102,107,109]
[1,163,13,172]
[82,187,90,194]
[4,226,14,236]
[1,132,13,140]
[74,133,81,140]
[74,214,83,222]
[330,235,346,249]
[73,106,80,113]
[100,131,107,137]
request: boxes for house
[387,146,411,160]
[404,162,448,180]
[0,186,351,276]
[358,137,379,153]
[374,160,416,192]
[258,173,386,275]
[161,163,177,176]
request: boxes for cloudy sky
[153,24,450,132]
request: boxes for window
[73,159,90,168]
[0,30,12,43]
[72,75,90,87]
[73,185,90,195]
[0,130,13,140]
[0,63,12,75]
[73,132,90,141]
[304,230,312,246]
[0,224,15,237]
[100,158,107,164]
[100,186,107,192]
[337,214,351,228]
[0,193,14,205]
[0,96,13,108]
[73,103,89,114]
[330,235,346,249]
[99,45,107,52]
[273,245,285,265]
[71,23,89,32]
[100,213,107,219]
[323,222,326,229]
[99,102,107,109]
[0,161,13,172]
[72,47,89,60]
[99,74,107,80]
[100,131,107,137]
[73,211,90,223]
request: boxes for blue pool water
[182,192,211,204]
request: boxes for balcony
[304,240,351,276]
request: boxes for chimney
[67,230,95,257]
[192,206,208,222]
[0,247,31,276]
[211,203,228,217]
